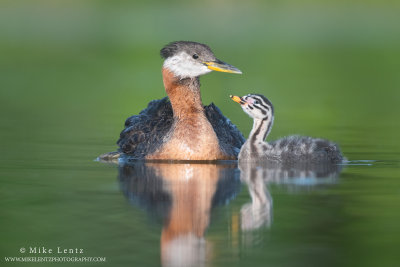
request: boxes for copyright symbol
[20,247,26,253]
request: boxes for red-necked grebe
[99,41,245,161]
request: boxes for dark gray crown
[160,41,215,60]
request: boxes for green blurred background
[1,0,399,160]
[1,0,400,266]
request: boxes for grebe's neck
[249,117,273,144]
[162,68,204,118]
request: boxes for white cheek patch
[163,52,212,78]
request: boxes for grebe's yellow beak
[230,95,246,105]
[203,59,242,74]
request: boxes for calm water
[1,137,399,267]
[1,1,400,266]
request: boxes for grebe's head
[161,41,242,79]
[231,94,274,120]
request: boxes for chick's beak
[230,95,246,105]
[204,59,242,74]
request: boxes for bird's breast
[146,115,231,161]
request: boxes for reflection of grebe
[118,162,241,267]
[231,94,344,163]
[100,41,244,161]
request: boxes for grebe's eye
[192,54,199,59]
[254,100,259,104]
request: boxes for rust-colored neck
[162,68,204,118]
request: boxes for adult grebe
[231,94,344,163]
[99,41,245,161]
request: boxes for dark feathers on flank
[117,97,245,159]
[117,98,173,159]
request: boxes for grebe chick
[231,94,344,163]
[100,41,245,161]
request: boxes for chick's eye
[192,54,199,59]
[254,100,259,104]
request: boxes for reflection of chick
[238,160,343,234]
[239,162,273,231]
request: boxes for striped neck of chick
[231,94,274,152]
[249,115,273,144]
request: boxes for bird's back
[268,135,343,163]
